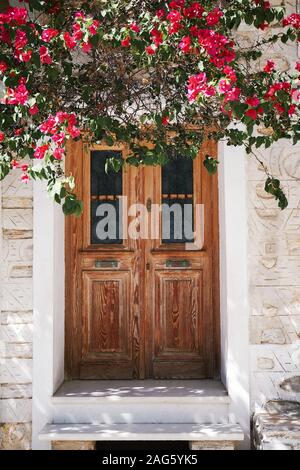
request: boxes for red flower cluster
[39,112,81,160]
[197,29,235,68]
[63,12,99,53]
[187,73,216,102]
[0,6,28,26]
[206,7,223,26]
[283,13,300,29]
[265,81,293,115]
[42,28,59,43]
[2,81,29,105]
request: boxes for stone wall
[0,171,33,450]
[248,0,300,412]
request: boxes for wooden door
[65,141,220,379]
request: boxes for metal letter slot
[95,260,118,269]
[166,259,191,268]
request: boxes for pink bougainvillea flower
[21,173,30,183]
[14,29,27,50]
[288,104,296,115]
[162,116,169,126]
[246,96,260,107]
[224,87,241,102]
[145,45,156,55]
[218,79,232,94]
[187,72,216,102]
[264,60,275,73]
[121,36,131,47]
[63,32,77,49]
[81,41,92,53]
[130,22,140,33]
[0,131,5,142]
[68,125,81,139]
[21,163,28,172]
[19,49,32,62]
[40,46,53,64]
[156,9,166,19]
[11,159,19,169]
[245,108,258,120]
[151,28,163,47]
[167,10,182,23]
[5,83,29,105]
[34,144,49,159]
[52,132,66,146]
[169,0,185,8]
[89,20,100,35]
[283,13,300,29]
[179,36,191,53]
[206,7,223,26]
[0,61,8,73]
[42,28,59,42]
[53,147,65,160]
[29,104,39,116]
[183,2,204,19]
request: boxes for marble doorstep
[39,423,244,442]
[52,380,230,404]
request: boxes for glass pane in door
[91,150,123,245]
[162,155,194,244]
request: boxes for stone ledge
[253,400,300,450]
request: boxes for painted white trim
[32,143,250,449]
[32,181,65,450]
[218,139,251,449]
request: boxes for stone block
[0,324,33,343]
[2,239,33,262]
[280,376,300,393]
[1,283,32,311]
[0,359,32,384]
[250,256,300,287]
[1,170,33,197]
[0,342,32,359]
[0,384,32,399]
[250,286,300,318]
[2,262,33,279]
[2,229,33,240]
[0,423,31,450]
[250,317,288,344]
[2,197,33,209]
[0,399,32,423]
[2,209,33,231]
[253,401,300,450]
[0,311,33,325]
[51,441,96,451]
[189,441,235,451]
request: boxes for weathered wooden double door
[65,141,219,380]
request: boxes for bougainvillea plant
[0,0,300,215]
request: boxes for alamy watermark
[94,197,205,251]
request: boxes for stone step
[51,380,231,425]
[39,423,244,447]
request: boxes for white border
[32,142,250,449]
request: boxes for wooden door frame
[65,139,220,380]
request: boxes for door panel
[65,140,219,380]
[80,270,134,379]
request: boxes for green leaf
[62,195,83,217]
[265,177,288,210]
[203,155,219,175]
